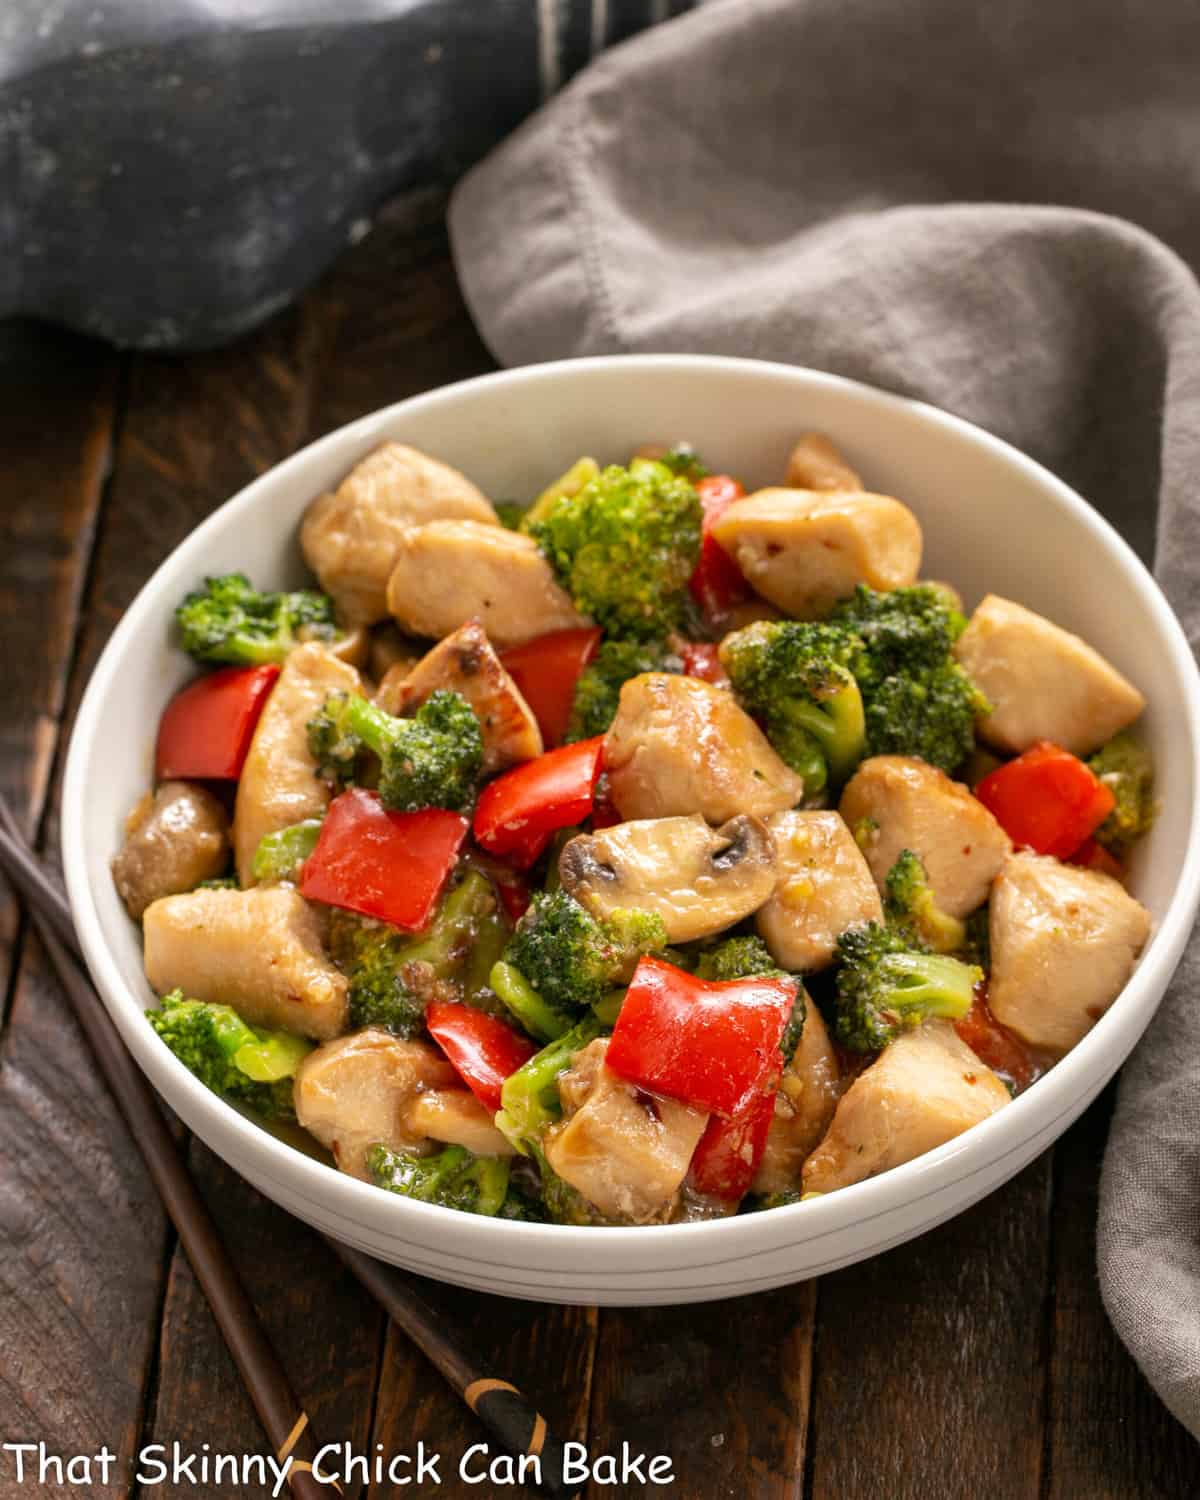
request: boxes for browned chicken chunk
[953,595,1146,756]
[386,520,588,647]
[785,432,863,492]
[143,885,348,1041]
[840,755,1010,919]
[560,813,777,943]
[710,486,922,618]
[294,1030,457,1178]
[755,810,882,971]
[802,1021,1010,1195]
[402,1089,515,1157]
[751,1006,843,1196]
[375,620,542,773]
[988,853,1152,1056]
[604,673,806,824]
[232,642,361,885]
[300,442,498,624]
[544,1039,709,1224]
[111,781,230,920]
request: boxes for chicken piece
[294,1030,457,1178]
[840,755,1010,919]
[751,1006,844,1195]
[300,442,498,625]
[402,1089,516,1157]
[143,886,349,1041]
[802,1020,1010,1194]
[785,432,863,492]
[232,642,361,885]
[709,486,922,619]
[386,520,588,648]
[375,620,542,773]
[988,853,1152,1056]
[604,673,806,824]
[953,595,1146,756]
[756,810,882,971]
[111,782,230,920]
[544,1038,709,1224]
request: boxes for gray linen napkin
[448,0,1200,1434]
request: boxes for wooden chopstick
[0,801,581,1500]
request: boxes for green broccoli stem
[787,681,866,785]
[404,869,497,970]
[883,952,981,1018]
[341,692,403,759]
[490,960,575,1042]
[495,1015,603,1154]
[250,818,323,882]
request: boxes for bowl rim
[61,352,1200,1274]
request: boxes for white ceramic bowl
[63,355,1200,1306]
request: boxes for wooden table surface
[0,190,1196,1500]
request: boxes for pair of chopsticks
[0,799,578,1499]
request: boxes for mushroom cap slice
[559,813,777,944]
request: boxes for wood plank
[368,1291,598,1499]
[1044,1088,1200,1500]
[0,324,115,1015]
[585,1285,816,1500]
[807,1158,1051,1500]
[0,327,154,1500]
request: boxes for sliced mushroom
[560,814,777,943]
[375,620,542,773]
[111,781,230,920]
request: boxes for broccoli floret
[964,905,991,969]
[367,1144,510,1216]
[330,870,500,1035]
[146,990,311,1120]
[829,585,988,774]
[832,921,981,1052]
[692,934,807,1062]
[306,689,482,811]
[567,637,679,741]
[742,1189,805,1212]
[499,891,667,1033]
[494,500,528,530]
[529,460,702,639]
[197,875,239,891]
[883,849,967,954]
[175,572,338,665]
[657,443,709,482]
[1088,731,1155,854]
[519,456,601,534]
[494,1016,603,1153]
[720,620,866,794]
[251,818,322,883]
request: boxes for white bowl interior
[62,356,1200,1304]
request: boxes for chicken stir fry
[118,434,1156,1224]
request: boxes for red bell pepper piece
[155,663,279,781]
[473,737,605,868]
[688,475,748,619]
[300,788,467,930]
[975,741,1115,859]
[955,990,1038,1094]
[606,956,795,1119]
[499,627,603,748]
[425,1002,538,1112]
[1070,837,1125,881]
[676,640,727,685]
[493,873,533,924]
[688,1091,776,1201]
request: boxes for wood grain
[808,1158,1051,1500]
[586,1284,816,1499]
[1044,1089,1200,1500]
[0,324,158,1500]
